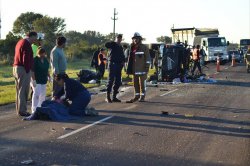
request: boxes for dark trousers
[68,90,91,116]
[192,60,202,74]
[107,63,123,93]
[97,64,105,80]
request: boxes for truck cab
[201,37,229,63]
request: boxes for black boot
[112,92,121,102]
[138,95,145,102]
[106,92,112,103]
[126,96,140,103]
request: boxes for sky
[0,0,249,44]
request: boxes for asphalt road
[0,62,249,166]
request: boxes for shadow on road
[99,109,250,138]
[144,101,250,113]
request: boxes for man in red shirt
[13,31,37,116]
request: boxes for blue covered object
[23,100,80,121]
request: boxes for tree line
[0,12,172,64]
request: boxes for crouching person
[54,73,97,116]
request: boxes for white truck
[193,29,229,63]
[171,28,230,63]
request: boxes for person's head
[37,46,46,58]
[196,45,200,49]
[132,32,142,45]
[27,31,38,44]
[100,48,106,53]
[54,73,69,86]
[116,34,123,44]
[56,36,67,48]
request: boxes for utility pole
[111,8,118,41]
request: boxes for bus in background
[240,39,250,54]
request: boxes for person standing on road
[50,36,67,98]
[91,47,100,73]
[126,32,150,103]
[13,31,38,117]
[200,46,206,66]
[191,45,203,76]
[97,48,107,82]
[31,47,50,113]
[105,34,125,103]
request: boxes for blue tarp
[23,100,80,121]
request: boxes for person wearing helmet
[126,32,150,103]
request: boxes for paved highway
[0,62,249,166]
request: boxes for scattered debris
[133,132,147,136]
[51,128,56,132]
[160,89,169,91]
[21,159,34,165]
[172,78,181,84]
[88,79,96,84]
[161,111,169,115]
[62,127,74,131]
[100,89,107,92]
[185,114,194,118]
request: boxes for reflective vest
[192,48,199,60]
[98,53,107,65]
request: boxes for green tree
[0,32,21,64]
[156,36,172,43]
[12,12,43,37]
[33,16,66,52]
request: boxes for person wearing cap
[32,33,44,57]
[126,32,151,103]
[13,31,38,116]
[104,34,125,103]
[97,48,107,82]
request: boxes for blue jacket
[56,78,87,101]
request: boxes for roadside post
[231,53,236,67]
[216,53,220,72]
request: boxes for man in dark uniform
[105,34,125,103]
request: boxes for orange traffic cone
[231,53,236,67]
[216,56,220,72]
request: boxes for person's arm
[55,86,65,99]
[52,50,59,74]
[23,42,32,73]
[145,46,151,72]
[105,42,115,49]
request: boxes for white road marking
[224,67,228,69]
[214,72,219,74]
[57,116,114,139]
[123,105,137,110]
[160,89,178,97]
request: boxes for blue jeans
[68,90,91,116]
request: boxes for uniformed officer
[105,34,125,103]
[126,32,151,103]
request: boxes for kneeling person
[54,73,95,116]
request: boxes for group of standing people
[97,33,150,103]
[13,31,151,118]
[13,32,92,118]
